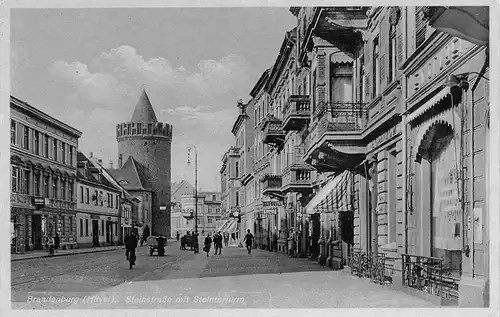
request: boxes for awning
[306,170,349,214]
[407,86,450,123]
[331,51,353,64]
[225,220,239,234]
[216,219,230,232]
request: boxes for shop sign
[367,125,401,151]
[264,208,278,215]
[90,215,100,220]
[408,38,475,97]
[263,201,282,207]
[32,197,45,208]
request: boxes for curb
[11,246,126,262]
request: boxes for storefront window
[430,127,462,276]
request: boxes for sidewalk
[11,239,178,261]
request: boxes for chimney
[90,152,93,158]
[109,160,114,169]
[118,154,123,168]
[98,158,103,166]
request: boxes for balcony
[282,95,311,132]
[182,209,194,220]
[261,174,284,200]
[45,198,77,211]
[297,7,368,64]
[281,169,314,195]
[304,102,368,173]
[261,115,285,148]
[10,192,33,207]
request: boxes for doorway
[92,220,99,247]
[32,215,43,250]
[106,221,112,244]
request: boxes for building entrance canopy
[306,170,351,214]
[217,219,239,234]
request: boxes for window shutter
[415,7,427,48]
[379,14,389,91]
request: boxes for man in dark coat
[125,231,138,265]
[244,229,255,255]
[213,232,223,255]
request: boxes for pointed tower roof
[130,88,158,123]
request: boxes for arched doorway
[415,122,462,277]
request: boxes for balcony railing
[402,254,460,301]
[315,101,368,131]
[281,169,313,194]
[282,95,311,132]
[262,116,285,147]
[261,174,283,192]
[46,198,77,211]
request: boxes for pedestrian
[176,231,180,242]
[54,233,60,251]
[244,229,254,255]
[124,233,131,260]
[213,231,223,255]
[203,233,212,257]
[224,233,229,247]
[126,231,138,266]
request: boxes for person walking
[213,231,223,255]
[224,232,229,247]
[176,231,180,242]
[203,233,212,257]
[244,229,255,255]
[125,231,138,266]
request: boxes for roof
[76,152,119,191]
[265,28,297,93]
[249,69,271,98]
[130,89,158,123]
[11,95,83,138]
[108,156,152,191]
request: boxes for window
[235,162,239,178]
[52,178,58,199]
[100,191,103,206]
[86,188,90,204]
[116,195,119,209]
[61,180,66,200]
[44,176,49,198]
[330,61,353,103]
[388,150,397,243]
[85,219,89,236]
[148,123,152,134]
[44,134,49,158]
[94,190,98,206]
[69,146,73,166]
[102,220,105,236]
[34,173,40,196]
[53,139,58,161]
[62,143,66,164]
[11,166,20,192]
[69,217,73,236]
[389,24,397,83]
[62,216,66,236]
[68,182,73,201]
[23,126,29,150]
[10,120,16,144]
[24,170,30,194]
[373,37,380,97]
[359,56,365,102]
[80,186,84,203]
[235,192,239,207]
[137,123,142,134]
[208,218,213,224]
[110,193,113,208]
[80,219,83,237]
[34,131,40,155]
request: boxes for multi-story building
[179,192,223,235]
[115,88,173,237]
[76,152,121,247]
[230,100,255,238]
[170,180,195,237]
[218,5,489,307]
[285,5,489,307]
[219,146,242,238]
[10,96,82,253]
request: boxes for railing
[282,170,313,188]
[46,198,77,210]
[350,248,387,285]
[283,95,311,118]
[402,254,460,300]
[263,121,284,134]
[315,101,368,132]
[261,174,282,191]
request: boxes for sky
[11,8,297,191]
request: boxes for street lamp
[187,145,199,253]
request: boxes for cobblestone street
[11,241,436,309]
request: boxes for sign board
[263,201,282,207]
[160,206,167,210]
[264,209,278,215]
[32,197,45,208]
[90,215,100,220]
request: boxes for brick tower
[116,88,173,237]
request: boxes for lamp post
[187,145,199,253]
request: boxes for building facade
[10,96,82,253]
[170,180,195,237]
[217,5,489,307]
[116,88,173,237]
[76,152,121,247]
[179,193,223,235]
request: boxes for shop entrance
[32,215,43,250]
[106,221,112,244]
